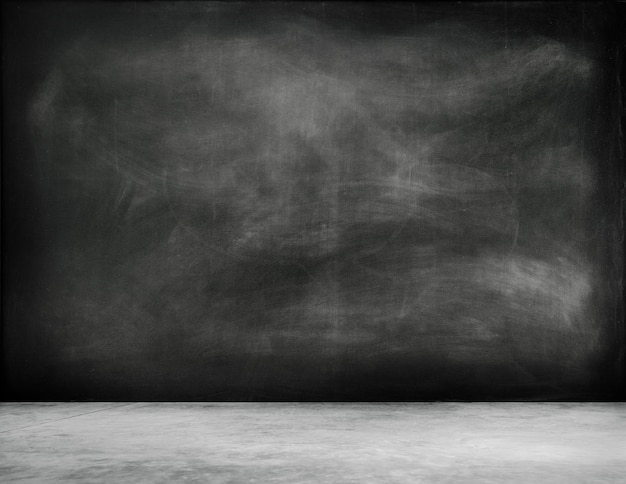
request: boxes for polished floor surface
[1,403,625,483]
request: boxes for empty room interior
[1,2,624,482]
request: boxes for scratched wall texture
[2,2,623,400]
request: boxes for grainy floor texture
[0,403,625,483]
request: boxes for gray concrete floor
[1,403,625,483]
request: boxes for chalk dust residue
[29,11,603,392]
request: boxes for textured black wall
[2,2,623,400]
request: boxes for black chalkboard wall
[2,2,624,401]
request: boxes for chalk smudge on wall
[3,3,622,400]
